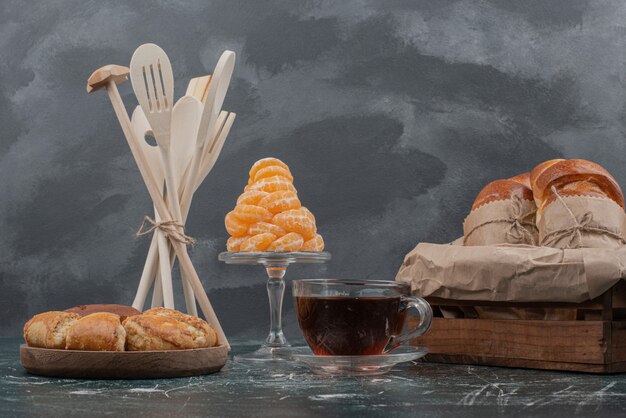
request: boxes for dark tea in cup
[295,296,406,355]
[292,280,432,356]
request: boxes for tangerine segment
[248,221,287,237]
[237,190,269,206]
[227,235,250,251]
[240,233,277,252]
[247,176,296,194]
[258,191,301,214]
[300,206,316,223]
[225,211,248,237]
[253,166,293,183]
[302,234,324,252]
[233,204,273,224]
[267,232,304,252]
[248,158,290,184]
[272,208,317,240]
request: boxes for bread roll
[465,173,538,246]
[143,308,218,348]
[471,174,534,211]
[123,315,194,351]
[531,159,624,220]
[509,172,532,189]
[65,312,126,351]
[529,158,564,206]
[24,311,80,349]
[65,304,140,322]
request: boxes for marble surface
[2,337,626,417]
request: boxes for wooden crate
[410,281,626,373]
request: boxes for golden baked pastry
[471,174,534,211]
[65,304,140,322]
[143,308,218,348]
[65,312,126,351]
[24,311,80,349]
[530,159,624,219]
[124,314,202,351]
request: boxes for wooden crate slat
[611,321,626,363]
[426,297,605,310]
[411,318,609,364]
[612,281,626,308]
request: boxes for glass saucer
[273,346,428,376]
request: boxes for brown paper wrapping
[538,195,626,248]
[463,198,538,246]
[395,241,626,303]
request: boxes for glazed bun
[23,311,80,349]
[471,174,534,211]
[65,312,126,351]
[530,159,624,219]
[509,172,532,189]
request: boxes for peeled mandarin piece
[227,235,250,251]
[237,190,269,206]
[302,234,324,252]
[248,222,287,237]
[258,191,301,214]
[249,158,290,184]
[225,211,249,237]
[240,233,277,252]
[300,206,316,223]
[253,166,294,183]
[267,232,304,252]
[233,204,273,223]
[272,208,316,240]
[248,176,296,194]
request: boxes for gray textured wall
[2,0,626,337]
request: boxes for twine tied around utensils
[136,216,196,246]
[463,195,537,245]
[539,186,626,248]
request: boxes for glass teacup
[292,279,432,356]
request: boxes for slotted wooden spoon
[130,43,197,314]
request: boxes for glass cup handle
[385,295,433,353]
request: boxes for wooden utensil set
[87,43,234,349]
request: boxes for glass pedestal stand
[218,251,331,364]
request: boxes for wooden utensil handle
[155,209,175,309]
[172,239,229,349]
[132,232,159,310]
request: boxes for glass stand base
[219,251,331,367]
[233,345,292,364]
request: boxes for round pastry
[124,309,217,351]
[65,312,126,351]
[24,311,80,349]
[471,175,534,211]
[529,158,565,206]
[143,308,218,348]
[530,159,624,219]
[509,172,532,189]
[64,304,141,322]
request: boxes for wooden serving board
[20,344,228,379]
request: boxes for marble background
[1,0,626,337]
